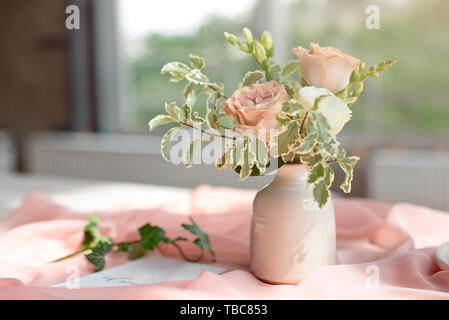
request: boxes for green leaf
[300,153,322,170]
[269,64,281,82]
[186,69,210,84]
[206,108,219,130]
[183,82,197,101]
[161,62,191,76]
[300,74,310,86]
[271,120,299,157]
[281,80,300,97]
[313,180,330,209]
[215,147,234,169]
[240,70,264,87]
[189,54,205,70]
[312,113,332,143]
[183,138,201,168]
[116,242,145,260]
[248,137,268,170]
[338,156,360,193]
[169,74,185,83]
[160,127,179,161]
[307,163,325,184]
[234,136,247,168]
[323,165,335,188]
[181,217,215,258]
[165,102,186,122]
[218,115,238,129]
[82,213,100,249]
[281,101,303,115]
[85,237,113,272]
[298,124,316,154]
[148,114,175,132]
[282,60,299,77]
[138,224,170,251]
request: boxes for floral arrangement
[149,27,395,208]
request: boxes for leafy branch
[52,213,215,272]
[336,60,396,106]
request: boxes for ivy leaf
[182,217,215,258]
[338,156,360,193]
[240,70,264,87]
[282,60,299,77]
[313,180,330,209]
[160,127,179,161]
[183,138,201,168]
[148,115,176,132]
[82,213,100,249]
[138,224,170,251]
[116,242,145,260]
[85,237,113,272]
[189,54,205,70]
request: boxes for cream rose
[293,43,360,93]
[295,86,352,136]
[225,81,288,139]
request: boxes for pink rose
[225,81,288,139]
[293,43,360,93]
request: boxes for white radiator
[25,131,273,189]
[368,149,449,211]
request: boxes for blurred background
[0,0,448,211]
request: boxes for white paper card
[53,255,226,288]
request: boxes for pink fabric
[1,185,449,299]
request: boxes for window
[116,0,449,137]
[118,0,258,132]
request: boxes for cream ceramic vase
[250,164,336,284]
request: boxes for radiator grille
[368,149,449,211]
[26,132,273,189]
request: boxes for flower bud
[255,40,267,62]
[224,32,240,48]
[260,31,273,51]
[243,28,253,44]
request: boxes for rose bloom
[294,86,352,136]
[293,43,360,93]
[225,80,288,140]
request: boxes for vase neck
[275,164,308,180]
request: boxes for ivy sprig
[52,213,215,272]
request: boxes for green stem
[171,241,204,262]
[51,240,206,264]
[51,248,90,263]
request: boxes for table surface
[0,173,190,220]
[0,173,229,288]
